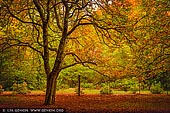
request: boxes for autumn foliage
[0,0,169,106]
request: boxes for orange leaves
[67,23,103,63]
[126,0,144,21]
[165,11,170,16]
[12,0,21,3]
[126,0,141,6]
[1,92,170,112]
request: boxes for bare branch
[53,6,63,31]
[67,22,92,36]
[60,61,96,70]
[2,38,43,55]
[65,52,82,63]
[85,65,112,79]
[33,0,45,22]
[6,4,41,26]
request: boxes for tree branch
[53,5,63,31]
[2,38,43,56]
[84,65,112,79]
[33,0,45,22]
[6,4,41,26]
[67,22,92,36]
[61,61,96,71]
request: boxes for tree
[94,0,170,92]
[0,0,116,105]
[124,0,170,92]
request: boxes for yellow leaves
[0,31,5,36]
[94,9,103,17]
[10,24,22,36]
[128,7,143,20]
[127,0,141,6]
[127,0,145,21]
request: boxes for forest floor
[0,91,170,113]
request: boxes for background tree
[124,0,170,91]
[93,0,170,92]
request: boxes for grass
[57,88,152,95]
[2,89,169,95]
[83,89,100,94]
[57,88,75,94]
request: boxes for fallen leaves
[0,94,170,113]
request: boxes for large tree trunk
[44,74,57,105]
[44,1,68,105]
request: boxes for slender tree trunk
[44,74,57,105]
[139,80,141,94]
[78,75,81,96]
